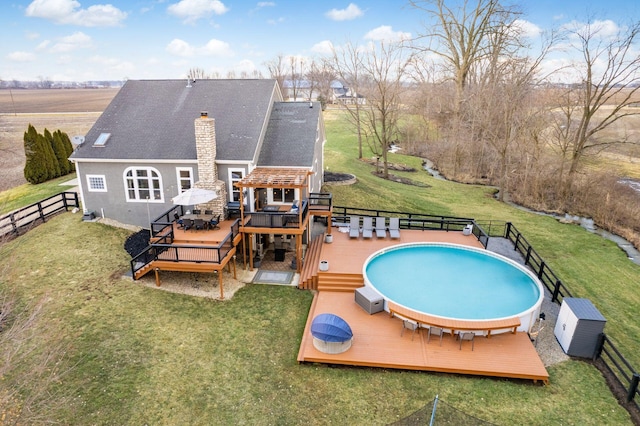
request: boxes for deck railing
[331,206,489,248]
[0,191,80,240]
[130,229,237,278]
[247,200,309,229]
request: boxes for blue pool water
[363,244,542,321]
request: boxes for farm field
[0,89,118,192]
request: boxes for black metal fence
[503,222,639,413]
[0,192,80,240]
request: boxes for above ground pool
[362,243,544,333]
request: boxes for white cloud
[514,19,541,39]
[26,31,40,40]
[7,51,37,62]
[25,0,127,27]
[364,25,410,42]
[234,59,257,74]
[36,40,51,51]
[166,38,233,57]
[311,40,334,55]
[49,31,92,53]
[256,2,275,8]
[267,17,285,25]
[563,19,621,41]
[326,3,363,21]
[167,0,229,24]
[200,39,233,56]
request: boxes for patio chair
[204,209,213,215]
[362,216,373,239]
[388,217,401,239]
[349,216,360,238]
[209,214,221,230]
[182,218,194,231]
[375,217,387,238]
[192,209,202,215]
[401,319,419,340]
[194,218,206,231]
[174,213,184,229]
[459,332,475,351]
[426,325,444,346]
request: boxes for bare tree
[287,56,307,101]
[359,41,414,178]
[187,67,208,80]
[326,41,367,158]
[410,0,521,112]
[264,54,287,95]
[306,59,336,105]
[553,20,640,190]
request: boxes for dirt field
[0,88,118,191]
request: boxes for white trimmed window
[86,175,107,192]
[124,167,164,202]
[272,188,296,204]
[228,168,245,202]
[176,167,193,193]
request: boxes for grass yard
[0,107,638,424]
[0,214,633,424]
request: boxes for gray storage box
[355,286,384,314]
[554,297,606,358]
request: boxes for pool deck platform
[297,229,549,384]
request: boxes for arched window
[124,167,164,202]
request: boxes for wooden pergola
[235,168,312,273]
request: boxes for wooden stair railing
[299,234,324,290]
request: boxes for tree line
[23,124,75,184]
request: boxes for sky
[1,0,639,82]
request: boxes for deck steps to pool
[317,272,364,292]
[299,233,324,290]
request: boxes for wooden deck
[298,291,549,383]
[297,228,549,384]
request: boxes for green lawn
[0,109,638,424]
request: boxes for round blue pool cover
[310,313,353,342]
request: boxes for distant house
[70,79,326,228]
[331,81,366,105]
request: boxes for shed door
[555,302,579,352]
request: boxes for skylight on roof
[93,133,111,147]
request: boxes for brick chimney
[194,111,228,217]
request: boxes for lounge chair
[349,216,360,238]
[389,217,401,239]
[375,217,386,238]
[362,216,373,239]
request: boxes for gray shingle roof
[71,79,279,161]
[258,102,321,168]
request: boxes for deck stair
[317,272,364,292]
[299,234,324,290]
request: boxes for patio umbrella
[310,313,353,342]
[171,188,218,206]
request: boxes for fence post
[552,280,561,303]
[628,373,640,403]
[38,201,46,222]
[593,333,606,361]
[62,192,69,210]
[525,246,532,266]
[505,222,512,238]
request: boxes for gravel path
[487,237,569,366]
